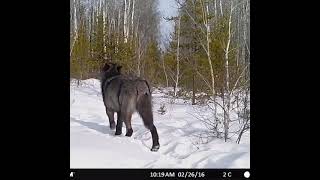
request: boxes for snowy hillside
[70,79,250,168]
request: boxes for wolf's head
[101,62,122,80]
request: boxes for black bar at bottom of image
[70,169,251,180]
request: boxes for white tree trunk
[116,8,120,53]
[214,0,217,21]
[103,1,107,58]
[225,3,233,93]
[220,0,223,16]
[131,0,135,40]
[136,18,141,76]
[127,0,131,40]
[123,0,129,43]
[199,0,215,97]
[206,2,215,97]
[137,38,141,76]
[70,0,78,57]
[174,16,181,97]
[224,1,234,142]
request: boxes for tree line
[70,0,250,142]
[70,0,161,85]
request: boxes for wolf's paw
[115,130,122,135]
[150,145,160,152]
[125,129,133,137]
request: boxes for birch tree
[174,15,181,97]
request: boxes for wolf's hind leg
[123,112,133,137]
[106,108,115,130]
[115,112,123,135]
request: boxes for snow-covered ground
[70,79,250,168]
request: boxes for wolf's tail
[137,83,154,129]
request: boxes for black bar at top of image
[70,169,251,180]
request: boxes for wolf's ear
[117,65,122,72]
[102,63,110,72]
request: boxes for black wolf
[100,63,160,152]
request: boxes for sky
[158,0,178,49]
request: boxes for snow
[70,79,250,168]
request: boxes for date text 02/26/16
[150,171,205,178]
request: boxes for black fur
[100,62,160,151]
